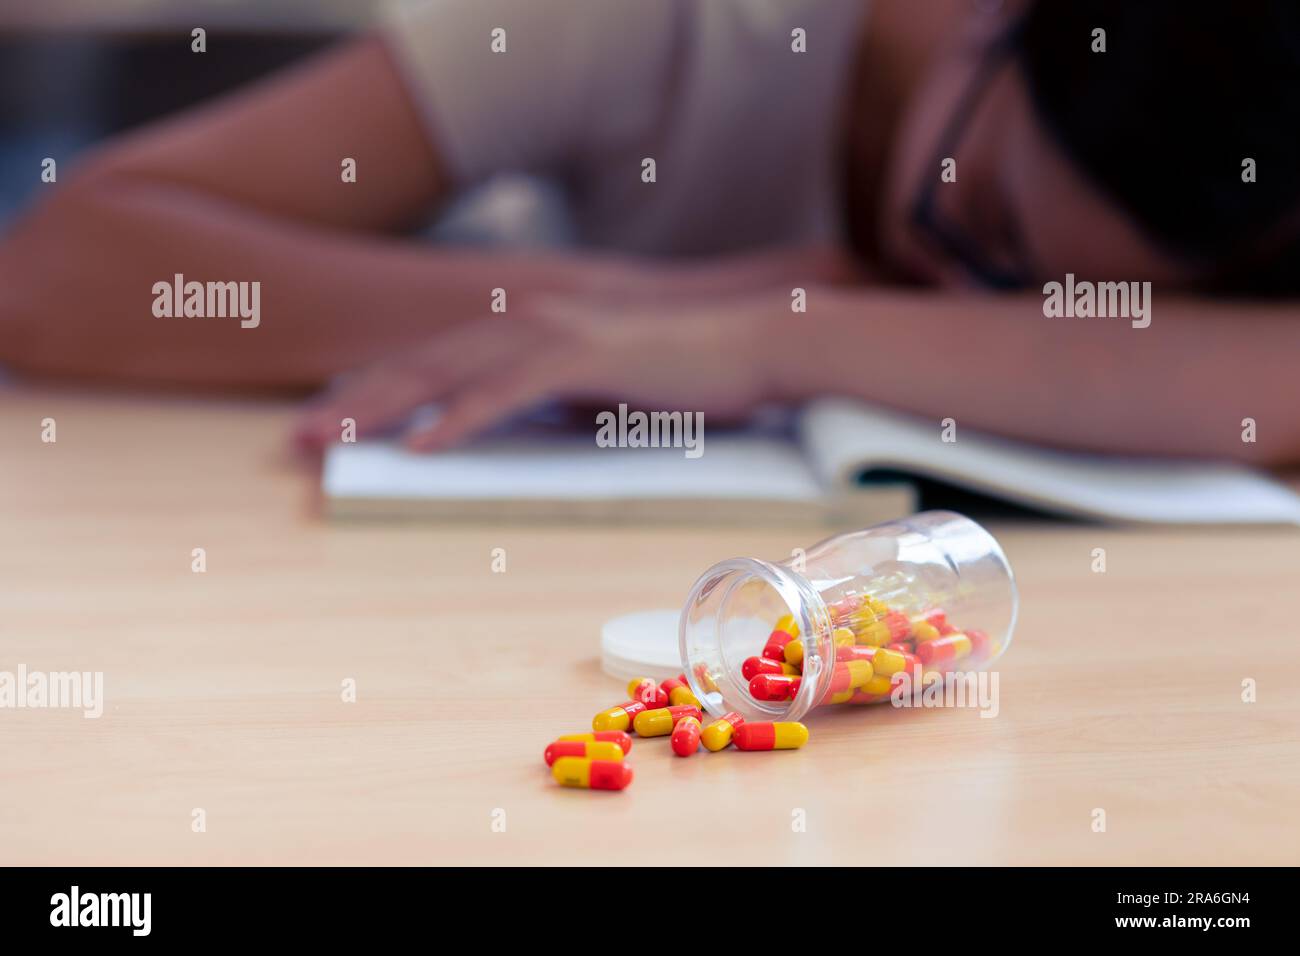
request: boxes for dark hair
[1017,1,1300,295]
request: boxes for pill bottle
[678,511,1017,723]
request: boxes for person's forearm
[0,174,866,389]
[0,177,630,388]
[771,288,1300,465]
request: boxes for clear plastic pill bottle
[678,511,1017,723]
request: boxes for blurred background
[0,0,367,223]
[3,0,1296,523]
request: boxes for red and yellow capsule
[692,663,720,694]
[828,595,863,621]
[912,608,948,632]
[543,739,626,766]
[910,621,942,643]
[883,610,911,642]
[556,731,633,754]
[762,629,797,661]
[862,609,910,645]
[742,656,797,680]
[916,633,972,666]
[700,712,745,752]
[671,715,703,756]
[750,673,801,701]
[872,646,920,677]
[552,756,634,791]
[626,677,669,708]
[843,659,873,688]
[965,628,992,661]
[856,620,891,647]
[660,675,701,709]
[592,699,647,732]
[774,613,800,638]
[733,722,809,751]
[633,704,702,737]
[836,644,878,663]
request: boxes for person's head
[880,0,1300,295]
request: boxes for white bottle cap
[600,609,682,683]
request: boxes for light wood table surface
[2,387,1297,866]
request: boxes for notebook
[322,399,1300,526]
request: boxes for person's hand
[293,292,791,451]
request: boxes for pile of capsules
[546,601,992,791]
[545,668,808,792]
[746,601,994,706]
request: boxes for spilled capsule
[633,704,701,737]
[552,757,634,791]
[670,716,702,757]
[592,699,647,732]
[700,712,745,752]
[544,740,626,766]
[733,722,809,751]
[556,731,633,754]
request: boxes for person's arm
[781,288,1300,465]
[0,37,602,388]
[0,29,863,390]
[295,285,1300,466]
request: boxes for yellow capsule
[845,659,874,688]
[553,756,592,788]
[772,721,809,748]
[633,705,697,737]
[774,613,800,638]
[668,686,701,708]
[858,620,892,646]
[700,713,743,752]
[833,627,856,647]
[827,690,855,704]
[785,640,804,667]
[862,673,892,696]
[592,705,635,732]
[781,661,800,675]
[911,621,941,642]
[845,596,888,628]
[872,647,910,676]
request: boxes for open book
[322,400,1300,525]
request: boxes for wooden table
[2,387,1297,865]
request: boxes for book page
[324,436,825,503]
[800,399,1300,525]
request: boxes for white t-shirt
[384,0,869,257]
